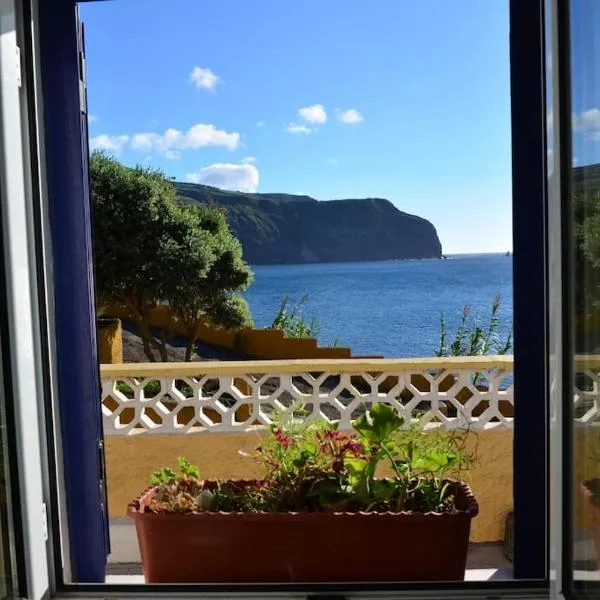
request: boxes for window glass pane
[569,0,600,594]
[544,0,563,593]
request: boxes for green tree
[91,152,253,362]
[574,191,600,316]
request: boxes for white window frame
[0,0,50,598]
[547,0,567,595]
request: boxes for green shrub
[116,379,196,398]
[434,295,512,357]
[270,295,320,339]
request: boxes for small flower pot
[128,480,479,583]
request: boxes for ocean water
[244,254,513,358]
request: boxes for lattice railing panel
[574,363,600,426]
[101,362,514,436]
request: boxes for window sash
[0,0,51,597]
[14,0,559,596]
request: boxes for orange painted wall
[104,304,358,360]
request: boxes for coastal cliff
[174,182,442,265]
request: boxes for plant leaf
[413,451,454,472]
[353,404,404,443]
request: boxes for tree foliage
[574,192,600,315]
[91,152,253,361]
[570,191,600,353]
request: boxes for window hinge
[41,503,48,542]
[15,46,21,88]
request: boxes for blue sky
[81,0,513,254]
[543,2,600,176]
[568,1,600,169]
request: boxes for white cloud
[323,157,339,166]
[89,134,129,152]
[573,108,600,139]
[286,123,312,135]
[256,120,266,127]
[95,122,240,158]
[298,104,327,124]
[130,133,159,152]
[189,66,221,90]
[186,124,239,148]
[88,114,98,123]
[336,108,364,124]
[186,163,259,193]
[241,156,257,164]
[573,108,600,130]
[130,123,240,157]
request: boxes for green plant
[145,404,475,515]
[434,295,512,357]
[116,379,195,398]
[148,457,264,513]
[91,152,254,362]
[270,294,320,339]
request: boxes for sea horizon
[248,251,513,269]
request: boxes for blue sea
[244,253,513,358]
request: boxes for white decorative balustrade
[573,355,600,425]
[100,356,516,436]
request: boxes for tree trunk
[157,339,168,362]
[183,318,200,362]
[123,300,156,363]
[184,338,195,362]
[134,317,157,362]
[156,329,169,362]
[122,296,169,362]
[141,335,156,362]
[135,308,165,361]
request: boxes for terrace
[97,353,600,584]
[99,355,518,582]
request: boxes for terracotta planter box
[128,481,479,583]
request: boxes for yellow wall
[105,428,513,543]
[104,304,360,360]
[574,427,600,533]
[97,319,123,364]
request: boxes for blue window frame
[37,0,108,584]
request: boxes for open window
[1,0,568,597]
